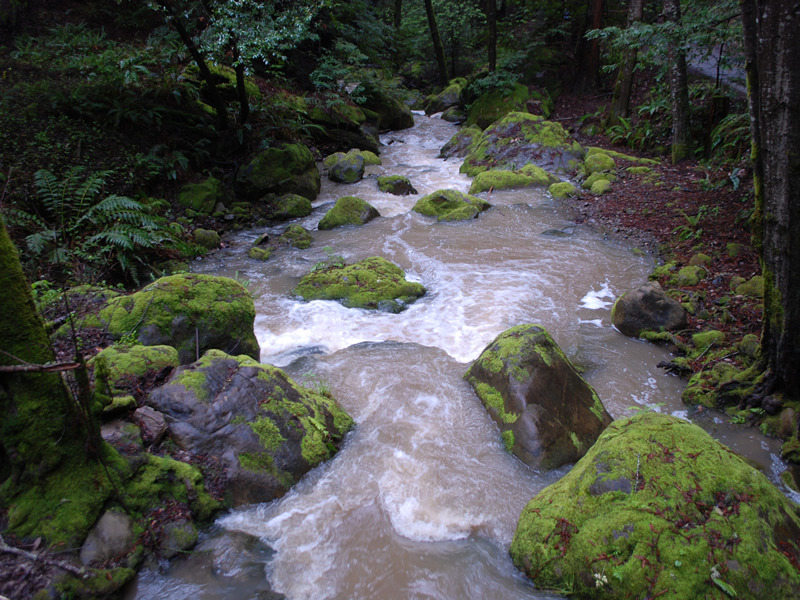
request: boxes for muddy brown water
[126,114,796,600]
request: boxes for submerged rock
[146,349,354,506]
[611,280,687,338]
[465,324,612,470]
[318,196,380,230]
[293,256,426,312]
[99,274,260,364]
[511,412,800,599]
[412,189,490,221]
[460,112,583,177]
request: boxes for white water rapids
[127,113,789,600]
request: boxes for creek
[126,114,790,600]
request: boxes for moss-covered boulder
[461,112,583,177]
[465,324,612,470]
[293,256,426,313]
[611,281,687,338]
[248,246,272,261]
[325,150,366,183]
[361,85,415,130]
[425,78,466,114]
[583,149,616,175]
[145,349,353,506]
[270,193,313,220]
[377,175,418,195]
[98,274,260,364]
[318,196,380,230]
[412,189,491,221]
[92,344,179,399]
[441,106,467,123]
[178,177,227,215]
[548,181,579,199]
[278,224,313,249]
[510,412,800,599]
[193,228,221,250]
[357,150,382,165]
[468,164,556,194]
[466,82,530,129]
[439,125,482,159]
[236,143,321,201]
[736,274,764,298]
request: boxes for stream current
[127,114,792,600]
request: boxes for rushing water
[126,114,792,600]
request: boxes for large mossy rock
[466,83,530,130]
[425,78,466,114]
[324,150,366,183]
[293,256,426,313]
[465,324,612,470]
[99,274,260,365]
[146,350,354,506]
[611,281,687,338]
[269,193,313,220]
[236,143,321,201]
[412,189,491,221]
[468,164,556,194]
[92,344,179,397]
[461,112,583,177]
[178,177,227,215]
[377,175,418,195]
[439,125,482,159]
[361,86,415,130]
[510,412,800,599]
[318,196,380,230]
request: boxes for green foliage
[8,168,174,284]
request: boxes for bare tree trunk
[159,0,229,131]
[741,0,800,397]
[606,0,643,126]
[486,0,497,71]
[664,0,692,163]
[573,0,603,93]
[424,0,449,85]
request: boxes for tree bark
[741,0,800,397]
[0,220,80,487]
[664,0,692,163]
[159,0,229,131]
[573,0,603,93]
[423,0,449,85]
[394,0,402,29]
[606,0,643,126]
[486,0,497,72]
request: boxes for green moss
[248,246,272,261]
[249,417,285,452]
[472,381,519,424]
[586,146,659,165]
[548,181,578,199]
[582,171,617,190]
[468,166,555,194]
[676,265,706,286]
[278,224,313,249]
[357,150,381,165]
[501,429,515,452]
[377,175,417,195]
[589,178,612,195]
[178,177,226,215]
[466,83,529,129]
[412,189,490,221]
[236,143,320,201]
[293,256,426,312]
[692,329,725,351]
[318,196,380,229]
[271,193,313,220]
[98,273,259,364]
[91,344,179,395]
[583,151,615,175]
[626,165,654,175]
[511,412,800,599]
[736,275,764,298]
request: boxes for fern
[13,168,177,284]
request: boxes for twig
[0,535,88,579]
[0,362,81,373]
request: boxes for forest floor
[551,93,763,368]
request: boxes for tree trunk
[423,0,449,85]
[394,0,402,29]
[741,0,800,397]
[573,0,603,93]
[606,0,643,126]
[232,44,250,125]
[0,220,81,487]
[664,0,692,163]
[486,0,497,72]
[159,0,229,131]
